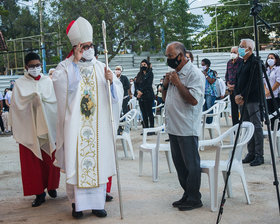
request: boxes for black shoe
[48,190,57,198]
[92,209,107,217]
[165,139,170,142]
[172,194,188,208]
[250,154,264,166]
[106,193,113,202]
[178,200,203,211]
[32,192,46,207]
[72,203,83,219]
[242,153,255,164]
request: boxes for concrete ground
[0,120,280,224]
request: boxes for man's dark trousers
[169,134,201,202]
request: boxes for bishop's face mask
[167,54,181,69]
[82,48,95,61]
[28,67,42,77]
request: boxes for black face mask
[167,54,181,69]
[140,66,148,72]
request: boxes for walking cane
[102,20,124,219]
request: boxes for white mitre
[67,17,93,46]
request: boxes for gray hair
[167,41,186,55]
[240,38,255,51]
[231,46,238,51]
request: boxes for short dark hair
[265,53,280,68]
[186,50,194,62]
[202,58,211,67]
[25,52,41,65]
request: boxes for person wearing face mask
[9,52,60,207]
[115,65,130,116]
[225,46,243,125]
[264,53,280,129]
[201,58,217,124]
[52,17,123,219]
[186,50,194,63]
[234,38,264,166]
[134,59,155,131]
[162,41,204,211]
[156,78,164,106]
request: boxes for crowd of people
[3,15,280,220]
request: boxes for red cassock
[19,144,60,196]
[107,176,112,193]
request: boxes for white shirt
[165,61,205,136]
[264,66,280,99]
[4,90,12,104]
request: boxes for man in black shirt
[235,38,264,166]
[115,65,130,115]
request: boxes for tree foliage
[197,0,280,51]
[49,0,203,60]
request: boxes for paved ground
[0,120,280,224]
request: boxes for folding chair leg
[165,151,173,173]
[139,151,144,176]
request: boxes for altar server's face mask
[27,64,42,77]
[82,47,95,61]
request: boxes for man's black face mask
[167,54,181,69]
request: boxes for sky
[19,0,219,26]
[189,0,219,25]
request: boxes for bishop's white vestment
[52,56,123,211]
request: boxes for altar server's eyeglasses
[27,63,41,68]
[82,44,94,50]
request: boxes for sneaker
[177,200,203,211]
[242,153,255,164]
[250,154,264,166]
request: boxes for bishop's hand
[73,42,83,63]
[104,67,113,85]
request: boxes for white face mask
[202,65,207,71]
[82,48,95,61]
[267,58,275,67]
[230,53,238,60]
[130,82,133,85]
[115,70,121,76]
[28,67,41,77]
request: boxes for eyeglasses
[82,44,94,50]
[27,63,41,69]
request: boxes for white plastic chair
[152,103,165,127]
[139,125,173,182]
[128,98,142,129]
[201,101,226,140]
[216,95,231,126]
[263,113,280,161]
[199,122,254,211]
[116,109,137,160]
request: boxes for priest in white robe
[52,17,123,219]
[10,52,60,207]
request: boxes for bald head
[166,42,186,56]
[165,41,188,71]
